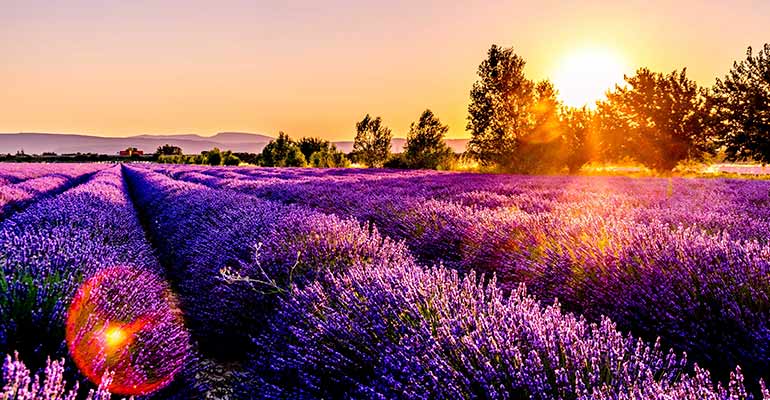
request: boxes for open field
[2,163,770,399]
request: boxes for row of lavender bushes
[154,164,770,390]
[127,164,766,398]
[0,167,194,399]
[2,163,768,398]
[0,164,108,220]
[122,165,416,359]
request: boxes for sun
[551,48,628,108]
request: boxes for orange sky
[1,0,768,140]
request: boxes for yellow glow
[104,325,129,350]
[551,48,628,108]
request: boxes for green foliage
[157,148,241,166]
[710,44,770,164]
[309,147,350,168]
[383,153,409,169]
[466,45,571,173]
[222,150,241,166]
[206,147,223,166]
[561,107,596,173]
[260,132,307,167]
[597,68,714,171]
[404,109,453,169]
[297,137,350,168]
[297,137,330,161]
[155,144,183,156]
[353,114,392,168]
[466,45,534,168]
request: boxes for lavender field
[2,163,770,399]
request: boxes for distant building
[119,148,144,157]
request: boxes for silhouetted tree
[206,147,222,166]
[261,132,307,167]
[467,45,566,173]
[710,44,770,164]
[353,114,392,168]
[233,152,259,165]
[509,80,567,173]
[404,109,453,169]
[155,144,183,156]
[561,106,596,173]
[221,150,241,166]
[467,45,535,168]
[297,137,329,161]
[597,68,713,171]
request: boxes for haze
[1,0,768,140]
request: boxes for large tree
[404,109,453,169]
[353,114,392,168]
[467,45,566,173]
[711,44,770,164]
[466,45,535,168]
[597,68,713,171]
[260,132,307,167]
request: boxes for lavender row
[246,259,766,399]
[122,166,415,360]
[0,167,191,398]
[0,164,108,187]
[123,165,766,398]
[156,165,770,387]
[159,165,770,242]
[0,164,108,220]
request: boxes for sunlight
[551,47,628,108]
[104,324,130,351]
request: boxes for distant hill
[0,132,273,155]
[0,132,469,155]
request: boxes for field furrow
[0,164,109,221]
[0,166,195,398]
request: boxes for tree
[260,132,307,167]
[404,109,453,169]
[466,45,535,168]
[155,144,183,156]
[309,147,351,168]
[206,147,222,166]
[561,106,596,174]
[507,80,567,174]
[596,68,713,171]
[353,114,392,168]
[221,150,241,166]
[710,44,770,164]
[297,137,330,161]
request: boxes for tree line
[467,43,770,173]
[157,42,768,172]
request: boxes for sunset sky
[1,0,768,140]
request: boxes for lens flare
[66,266,190,396]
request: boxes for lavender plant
[1,352,112,400]
[249,262,766,399]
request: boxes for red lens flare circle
[66,266,190,396]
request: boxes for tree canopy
[353,114,392,168]
[260,132,308,167]
[404,109,453,169]
[596,68,713,171]
[710,44,770,164]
